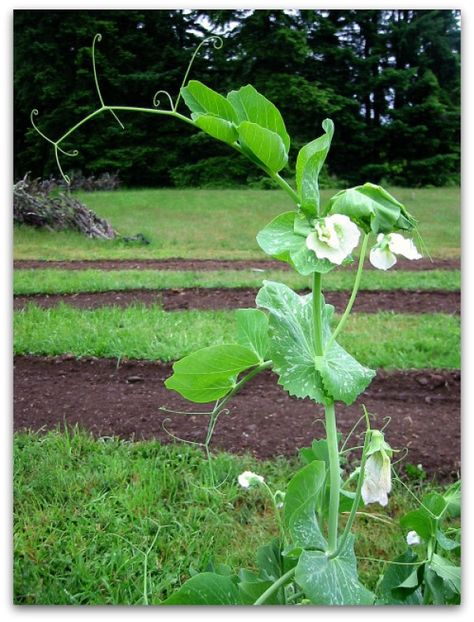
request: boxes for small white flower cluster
[305,215,421,270]
[238,471,264,489]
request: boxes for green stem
[329,424,371,559]
[326,233,369,350]
[325,401,340,554]
[253,567,296,606]
[48,103,302,207]
[55,105,196,148]
[312,272,324,356]
[262,482,287,547]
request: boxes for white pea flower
[361,430,393,507]
[369,233,421,270]
[238,471,264,489]
[306,214,360,265]
[406,530,421,546]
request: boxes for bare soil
[14,257,460,272]
[14,288,460,315]
[14,356,460,480]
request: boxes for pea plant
[31,35,460,606]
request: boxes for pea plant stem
[326,233,369,351]
[324,401,340,554]
[329,422,371,559]
[253,567,296,605]
[312,272,324,356]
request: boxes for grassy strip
[14,304,460,368]
[14,187,460,260]
[14,429,438,604]
[14,268,460,295]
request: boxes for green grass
[14,187,460,260]
[14,429,438,604]
[14,268,460,295]
[14,304,460,368]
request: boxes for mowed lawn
[14,187,460,260]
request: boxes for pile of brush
[13,174,117,240]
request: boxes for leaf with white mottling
[295,535,374,605]
[256,281,374,405]
[284,460,327,550]
[256,281,328,404]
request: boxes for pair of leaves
[256,281,375,405]
[162,539,288,605]
[325,183,417,234]
[295,535,374,605]
[181,80,289,173]
[256,211,338,275]
[400,492,451,542]
[165,308,269,403]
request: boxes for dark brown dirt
[14,356,460,480]
[14,257,460,272]
[13,288,460,314]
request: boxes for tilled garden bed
[14,356,460,480]
[14,288,460,314]
[13,257,460,272]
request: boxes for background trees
[14,9,460,187]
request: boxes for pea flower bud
[238,471,264,489]
[406,530,421,546]
[369,233,421,270]
[361,430,393,507]
[306,214,360,265]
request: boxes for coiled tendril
[157,35,224,112]
[30,109,79,184]
[92,33,124,130]
[152,89,174,110]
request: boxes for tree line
[14,9,460,188]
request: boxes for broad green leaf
[181,80,237,123]
[256,211,302,264]
[436,529,460,551]
[237,121,288,173]
[430,553,461,594]
[444,480,461,517]
[319,337,376,405]
[295,535,374,605]
[423,492,448,518]
[236,308,269,362]
[296,118,334,218]
[256,281,374,405]
[326,183,416,234]
[161,572,240,605]
[165,344,259,403]
[424,567,448,605]
[256,281,328,404]
[284,461,327,550]
[227,84,290,152]
[400,508,433,540]
[378,550,423,605]
[238,576,280,605]
[192,113,238,145]
[256,211,335,275]
[255,538,284,581]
